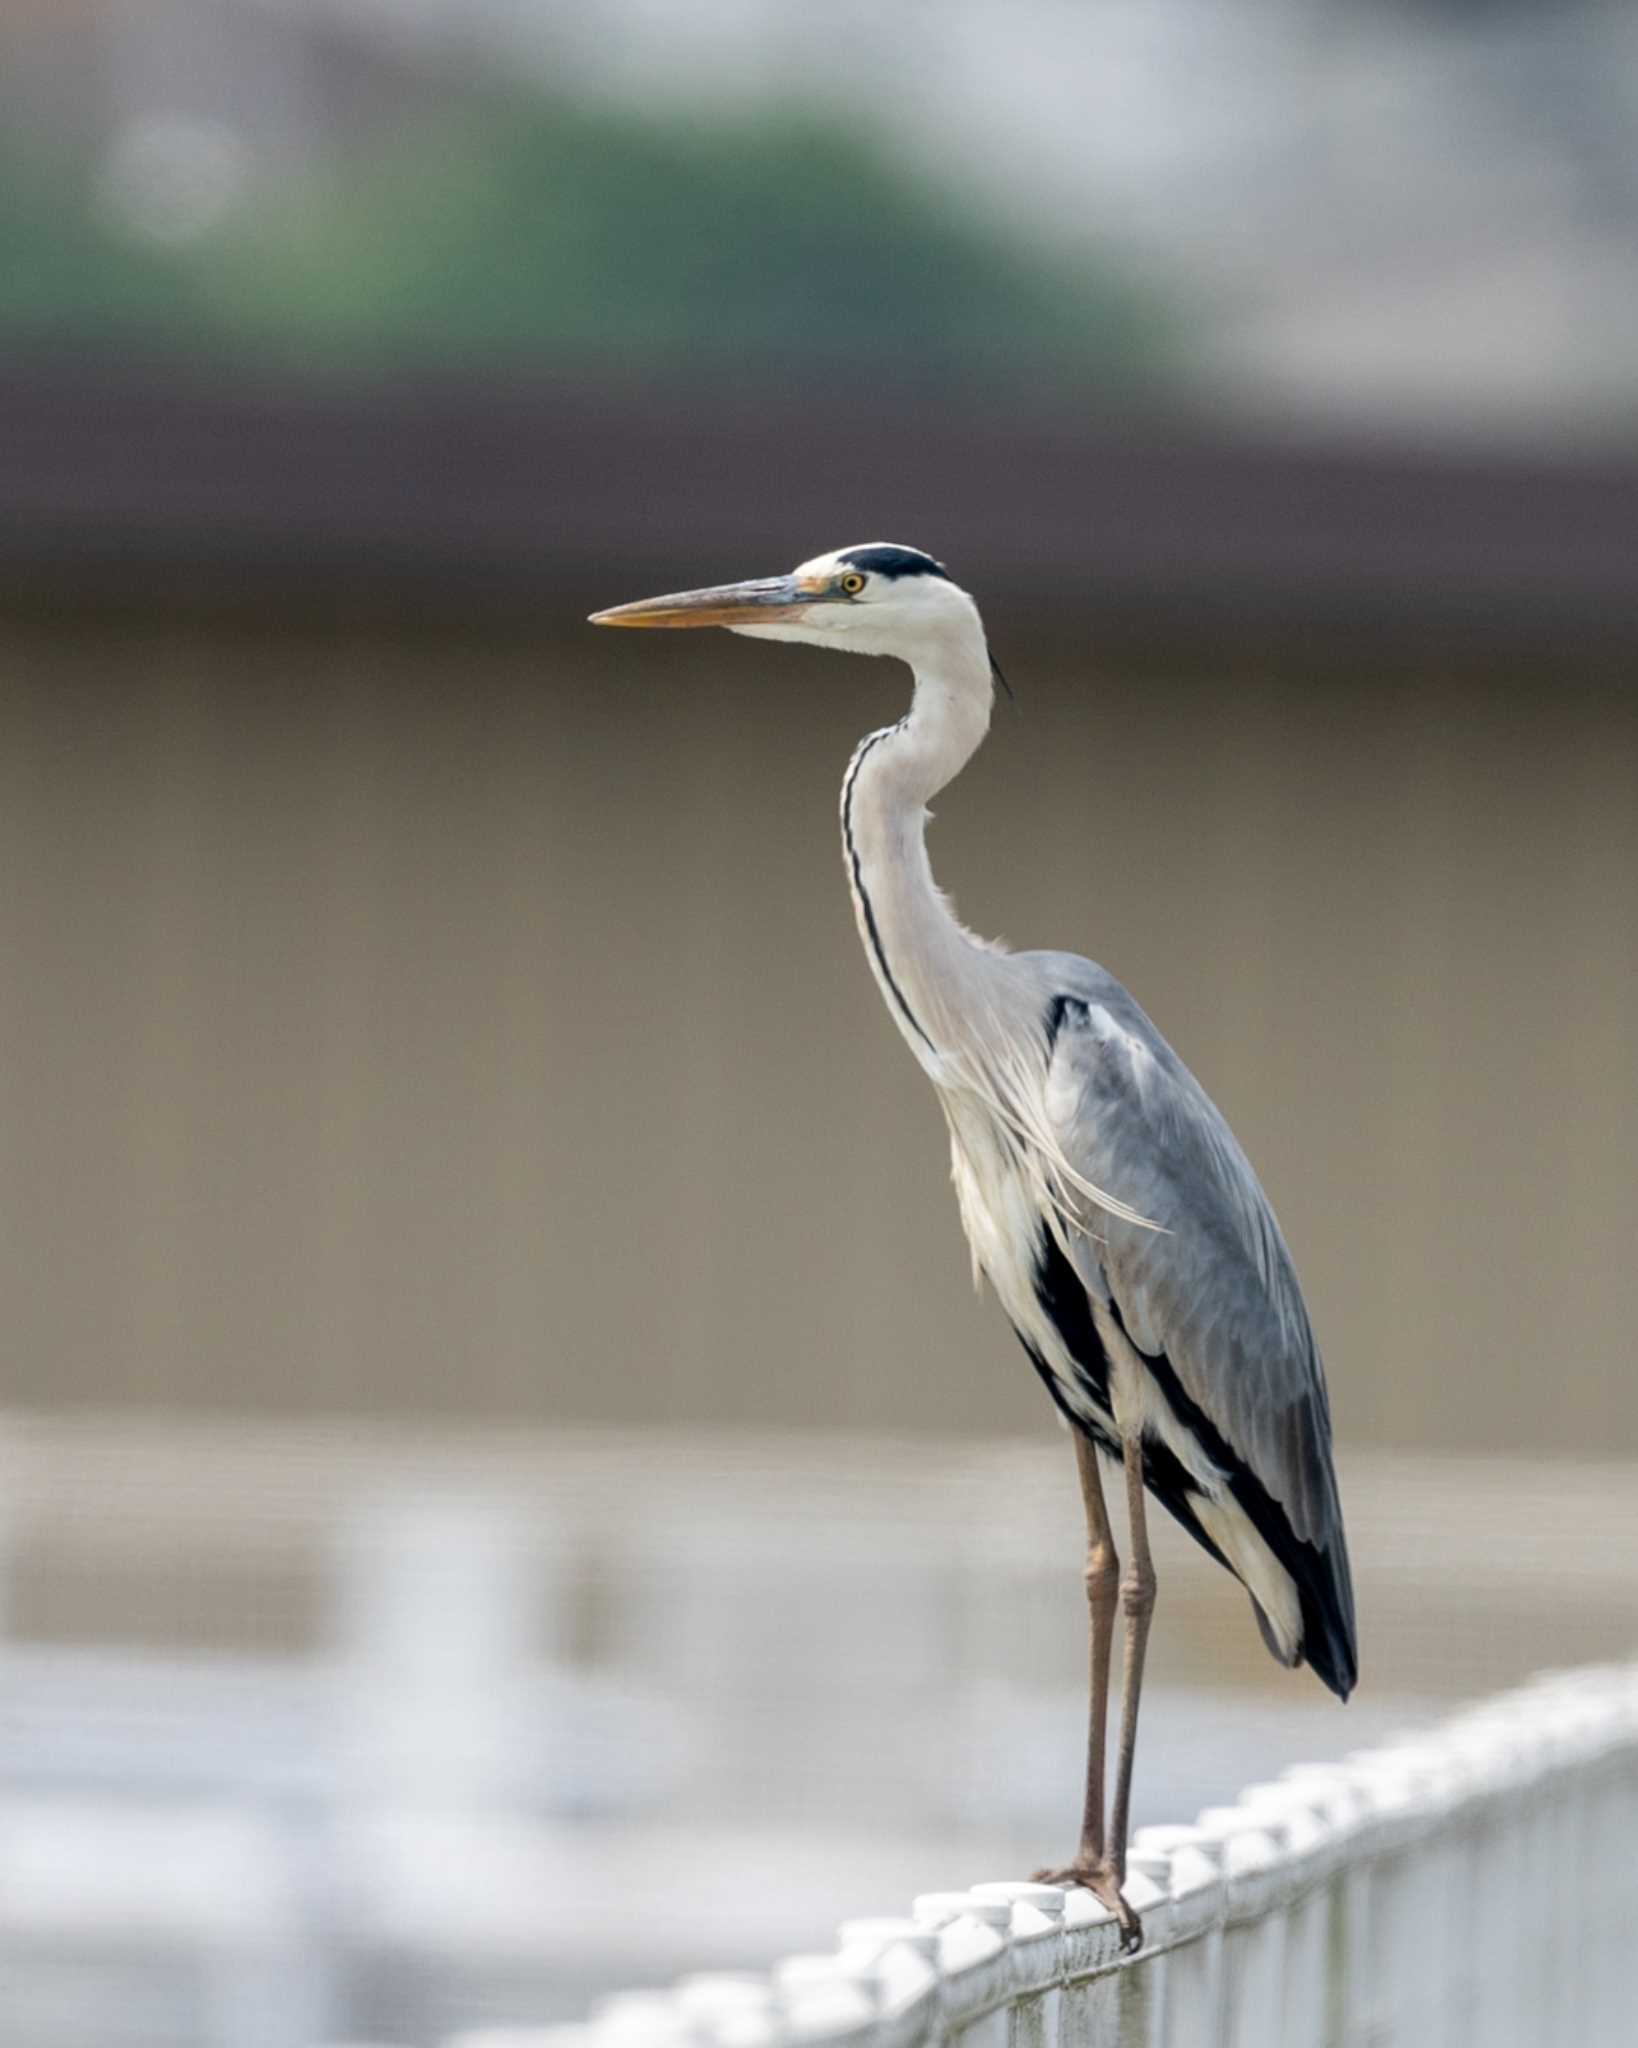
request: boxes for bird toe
[1030,1862,1143,1949]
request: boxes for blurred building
[0,367,1634,1461]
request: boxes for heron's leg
[1032,1430,1140,1946]
[1068,1428,1119,1867]
[1107,1430,1158,1887]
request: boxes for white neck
[840,638,999,1072]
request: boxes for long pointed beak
[588,574,814,629]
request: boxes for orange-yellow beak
[588,573,821,629]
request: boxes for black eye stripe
[836,545,952,583]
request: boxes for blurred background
[0,2,1636,2043]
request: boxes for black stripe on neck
[842,728,936,1056]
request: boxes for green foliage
[213,96,1168,383]
[0,94,1172,387]
[0,145,200,343]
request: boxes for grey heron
[590,544,1356,1945]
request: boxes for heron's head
[589,543,986,667]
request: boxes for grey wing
[1040,973,1358,1698]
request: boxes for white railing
[4,1421,1637,2043]
[393,1660,1638,2048]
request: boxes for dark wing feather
[1040,971,1358,1697]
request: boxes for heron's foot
[1030,1861,1143,1952]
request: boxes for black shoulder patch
[837,545,952,583]
[1043,994,1089,1053]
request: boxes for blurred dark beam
[2,358,1636,652]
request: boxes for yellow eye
[841,572,866,596]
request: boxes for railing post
[913,1892,1014,2048]
[1055,1881,1127,2048]
[1129,1826,1226,2047]
[1343,1745,1438,2047]
[966,1882,1065,2048]
[1278,1763,1375,2048]
[671,1972,781,2048]
[1194,1803,1286,2048]
[834,1922,942,2048]
[1235,1781,1338,2048]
